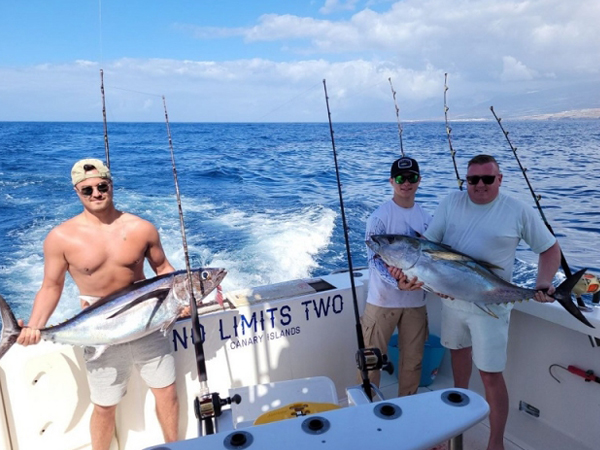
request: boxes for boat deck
[380,368,524,450]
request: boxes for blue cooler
[387,333,446,387]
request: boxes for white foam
[209,205,336,291]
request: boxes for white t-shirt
[366,200,432,308]
[423,191,556,313]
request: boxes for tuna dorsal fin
[107,288,171,320]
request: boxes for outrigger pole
[388,78,405,157]
[162,96,238,436]
[100,69,110,168]
[444,74,464,190]
[489,106,595,310]
[322,80,391,402]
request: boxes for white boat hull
[1,268,599,449]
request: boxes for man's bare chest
[65,229,148,275]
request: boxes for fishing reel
[356,347,394,375]
[195,392,242,435]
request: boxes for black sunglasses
[394,173,420,184]
[466,175,497,185]
[78,182,111,196]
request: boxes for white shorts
[84,330,176,407]
[440,302,511,373]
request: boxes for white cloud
[500,56,536,81]
[0,57,447,122]
[203,0,600,80]
[1,1,599,121]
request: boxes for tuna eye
[201,271,209,280]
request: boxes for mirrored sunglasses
[394,173,420,184]
[78,182,111,196]
[466,175,497,185]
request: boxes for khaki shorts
[84,330,176,407]
[361,302,428,396]
[441,303,510,373]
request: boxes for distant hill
[518,108,600,120]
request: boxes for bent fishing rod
[489,106,597,309]
[322,79,392,402]
[444,74,464,190]
[162,97,238,436]
[388,77,405,157]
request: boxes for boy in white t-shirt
[362,156,432,396]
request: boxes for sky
[0,0,599,122]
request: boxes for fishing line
[489,106,596,310]
[109,85,163,98]
[98,0,104,66]
[444,73,464,190]
[162,96,217,436]
[255,81,322,122]
[323,79,379,402]
[388,77,405,157]
[255,76,388,123]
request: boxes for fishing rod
[100,69,111,168]
[489,106,599,309]
[444,73,464,190]
[388,77,405,157]
[162,96,238,436]
[322,80,392,402]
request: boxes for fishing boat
[1,86,598,450]
[1,263,599,450]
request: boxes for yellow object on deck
[254,402,341,425]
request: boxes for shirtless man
[17,158,179,450]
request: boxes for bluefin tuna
[367,234,593,328]
[0,267,227,360]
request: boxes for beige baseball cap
[71,158,112,185]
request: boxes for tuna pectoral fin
[474,303,500,319]
[0,294,22,360]
[107,288,171,319]
[554,268,594,328]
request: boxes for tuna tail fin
[0,294,22,360]
[554,268,594,328]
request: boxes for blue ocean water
[1,120,599,324]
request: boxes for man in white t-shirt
[423,154,559,450]
[362,157,432,396]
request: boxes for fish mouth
[370,234,396,245]
[366,237,379,251]
[366,235,393,253]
